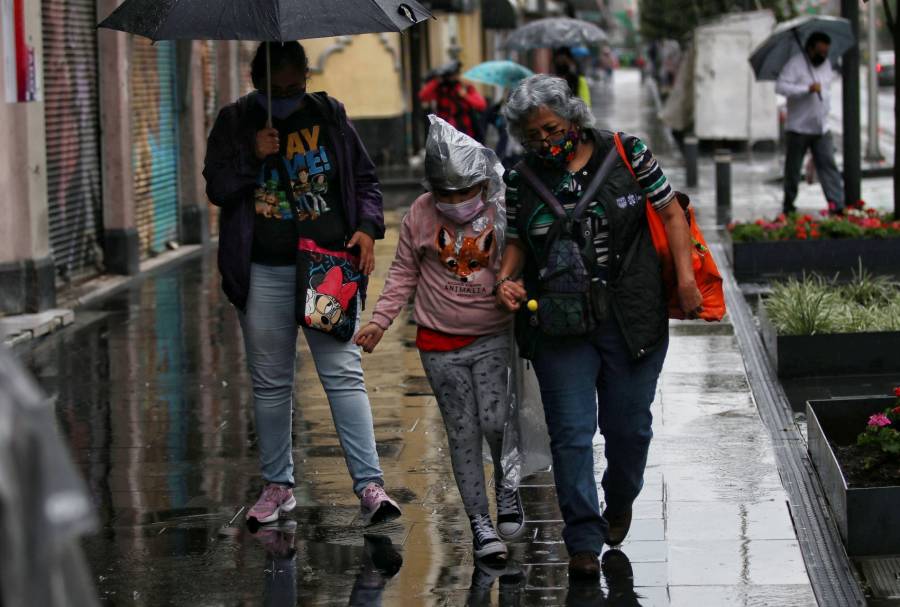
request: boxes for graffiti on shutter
[42,0,103,284]
[131,38,180,257]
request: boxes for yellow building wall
[303,34,405,120]
[426,12,487,96]
[456,11,484,75]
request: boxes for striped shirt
[505,136,673,270]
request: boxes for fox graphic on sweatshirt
[437,226,494,283]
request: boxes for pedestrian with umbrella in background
[99,0,431,528]
[419,60,489,142]
[749,15,856,215]
[504,17,606,106]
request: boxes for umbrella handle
[266,41,272,128]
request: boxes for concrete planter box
[807,397,900,556]
[758,306,900,378]
[726,232,900,281]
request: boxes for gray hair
[503,74,595,142]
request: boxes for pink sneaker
[247,483,296,524]
[359,483,401,526]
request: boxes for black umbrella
[98,0,431,124]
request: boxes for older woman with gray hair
[493,74,701,580]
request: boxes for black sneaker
[603,507,632,546]
[496,487,525,539]
[568,551,600,581]
[470,513,508,561]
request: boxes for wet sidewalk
[15,70,816,605]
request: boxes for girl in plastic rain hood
[355,116,522,562]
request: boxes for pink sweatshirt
[370,193,512,336]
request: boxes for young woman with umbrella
[204,41,402,526]
[100,0,431,529]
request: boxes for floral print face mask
[532,128,580,169]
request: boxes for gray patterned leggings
[419,333,510,517]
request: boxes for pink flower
[893,386,900,397]
[868,413,892,427]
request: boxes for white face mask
[435,192,486,224]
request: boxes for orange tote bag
[613,133,726,321]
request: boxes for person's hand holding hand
[255,128,280,160]
[355,323,385,353]
[348,231,376,275]
[496,279,527,312]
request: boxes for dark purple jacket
[203,92,385,311]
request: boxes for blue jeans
[239,263,383,495]
[532,320,668,555]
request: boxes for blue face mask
[256,91,306,120]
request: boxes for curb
[4,242,210,347]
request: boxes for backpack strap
[571,146,619,221]
[513,161,568,220]
[514,145,619,222]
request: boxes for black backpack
[513,147,619,337]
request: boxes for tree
[878,0,899,216]
[639,0,798,43]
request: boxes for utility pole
[865,0,883,161]
[841,0,861,207]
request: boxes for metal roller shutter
[42,0,103,284]
[131,38,180,257]
[201,40,219,237]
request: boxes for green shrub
[764,272,900,336]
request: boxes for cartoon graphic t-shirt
[251,106,346,265]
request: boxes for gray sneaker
[470,514,508,561]
[496,487,525,539]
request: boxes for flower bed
[726,207,900,281]
[760,272,900,377]
[807,390,900,556]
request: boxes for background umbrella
[570,46,591,58]
[99,0,431,125]
[749,15,855,81]
[503,17,607,52]
[463,60,534,89]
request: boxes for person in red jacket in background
[419,60,487,141]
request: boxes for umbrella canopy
[99,0,431,126]
[503,17,607,52]
[463,60,534,89]
[749,15,855,81]
[98,0,431,42]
